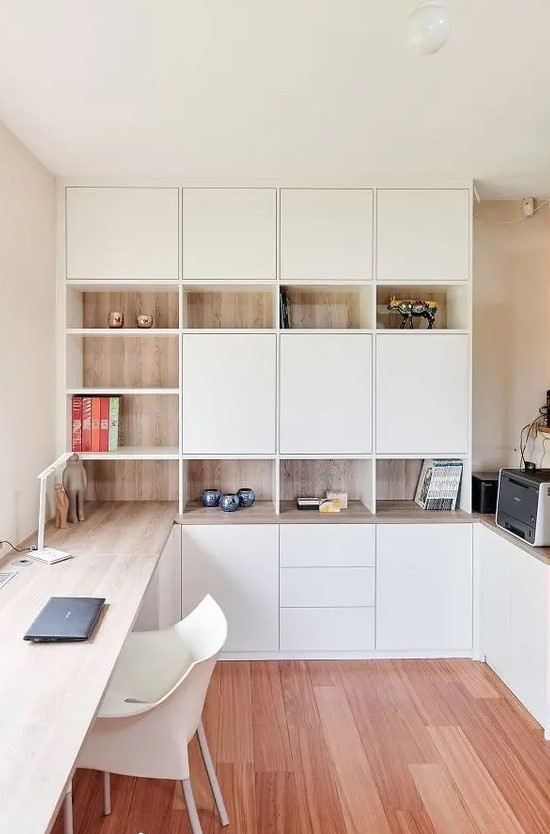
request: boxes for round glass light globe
[407,1,451,55]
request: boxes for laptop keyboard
[0,572,16,590]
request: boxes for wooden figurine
[54,483,70,529]
[387,298,438,329]
[62,453,88,523]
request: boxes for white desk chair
[66,594,229,834]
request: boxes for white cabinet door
[66,187,179,280]
[280,189,373,280]
[181,525,279,652]
[376,334,469,455]
[481,526,549,726]
[181,189,276,279]
[280,608,375,652]
[376,524,473,651]
[133,526,182,631]
[280,567,375,607]
[376,189,470,281]
[280,334,372,454]
[280,524,375,567]
[183,334,276,454]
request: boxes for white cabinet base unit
[376,524,473,653]
[479,524,550,734]
[181,525,279,653]
[133,525,182,631]
[280,608,375,652]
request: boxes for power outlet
[522,197,535,217]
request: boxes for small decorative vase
[219,494,240,512]
[237,487,256,508]
[202,489,221,507]
[108,311,124,328]
[136,314,153,329]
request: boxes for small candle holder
[136,314,153,329]
[108,311,124,328]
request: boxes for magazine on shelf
[414,459,463,511]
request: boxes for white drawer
[280,607,375,651]
[280,524,375,567]
[280,567,375,607]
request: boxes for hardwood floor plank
[394,660,459,727]
[307,660,342,687]
[253,723,294,773]
[428,726,527,834]
[410,763,480,834]
[251,662,287,725]
[280,660,320,728]
[386,808,439,834]
[288,724,348,834]
[218,661,254,764]
[255,772,305,834]
[314,685,393,834]
[444,660,500,699]
[217,762,257,834]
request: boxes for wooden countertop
[480,515,550,566]
[0,501,176,834]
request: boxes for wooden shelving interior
[280,285,371,330]
[182,459,276,515]
[77,335,179,389]
[280,458,373,514]
[376,284,468,330]
[84,459,179,501]
[376,458,471,514]
[184,287,275,329]
[68,288,180,329]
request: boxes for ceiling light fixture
[407,1,451,55]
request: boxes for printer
[496,468,550,546]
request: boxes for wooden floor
[52,659,550,834]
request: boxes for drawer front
[280,607,375,651]
[280,524,375,568]
[280,567,375,607]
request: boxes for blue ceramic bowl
[237,487,256,508]
[202,489,221,507]
[219,493,240,512]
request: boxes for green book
[108,396,120,451]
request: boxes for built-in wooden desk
[0,501,176,834]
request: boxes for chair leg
[63,782,74,834]
[197,719,230,827]
[181,778,203,834]
[103,771,111,816]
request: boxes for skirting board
[219,649,474,661]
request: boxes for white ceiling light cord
[474,200,550,225]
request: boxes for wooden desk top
[0,501,176,834]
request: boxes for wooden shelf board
[181,328,276,335]
[67,388,180,396]
[178,500,277,524]
[279,329,373,335]
[76,446,180,460]
[67,328,179,336]
[66,279,180,291]
[278,500,374,523]
[375,329,468,335]
[375,500,473,523]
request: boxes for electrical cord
[519,404,550,468]
[474,199,550,226]
[0,540,32,553]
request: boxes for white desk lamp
[33,452,73,564]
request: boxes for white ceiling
[0,0,549,197]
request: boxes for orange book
[99,397,109,452]
[71,395,82,452]
[81,397,92,452]
[91,397,101,452]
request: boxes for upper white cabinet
[376,333,469,455]
[181,525,279,652]
[65,187,179,280]
[183,334,276,454]
[280,333,372,454]
[280,189,373,280]
[376,189,470,281]
[181,188,276,279]
[376,524,473,652]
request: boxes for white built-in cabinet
[183,334,277,455]
[280,188,374,280]
[181,188,276,279]
[279,334,372,454]
[376,334,469,455]
[181,525,279,652]
[376,524,473,652]
[376,189,470,281]
[480,525,549,729]
[65,187,180,280]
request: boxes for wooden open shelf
[184,287,275,329]
[280,285,372,330]
[280,458,373,511]
[84,459,179,501]
[68,288,180,329]
[376,284,469,330]
[78,335,179,389]
[184,459,276,506]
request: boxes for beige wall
[0,121,56,553]
[473,201,550,471]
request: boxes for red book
[99,397,109,452]
[81,397,92,452]
[71,395,83,452]
[91,397,101,452]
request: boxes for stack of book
[414,459,463,510]
[71,395,120,453]
[279,290,290,329]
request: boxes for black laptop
[24,596,106,643]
